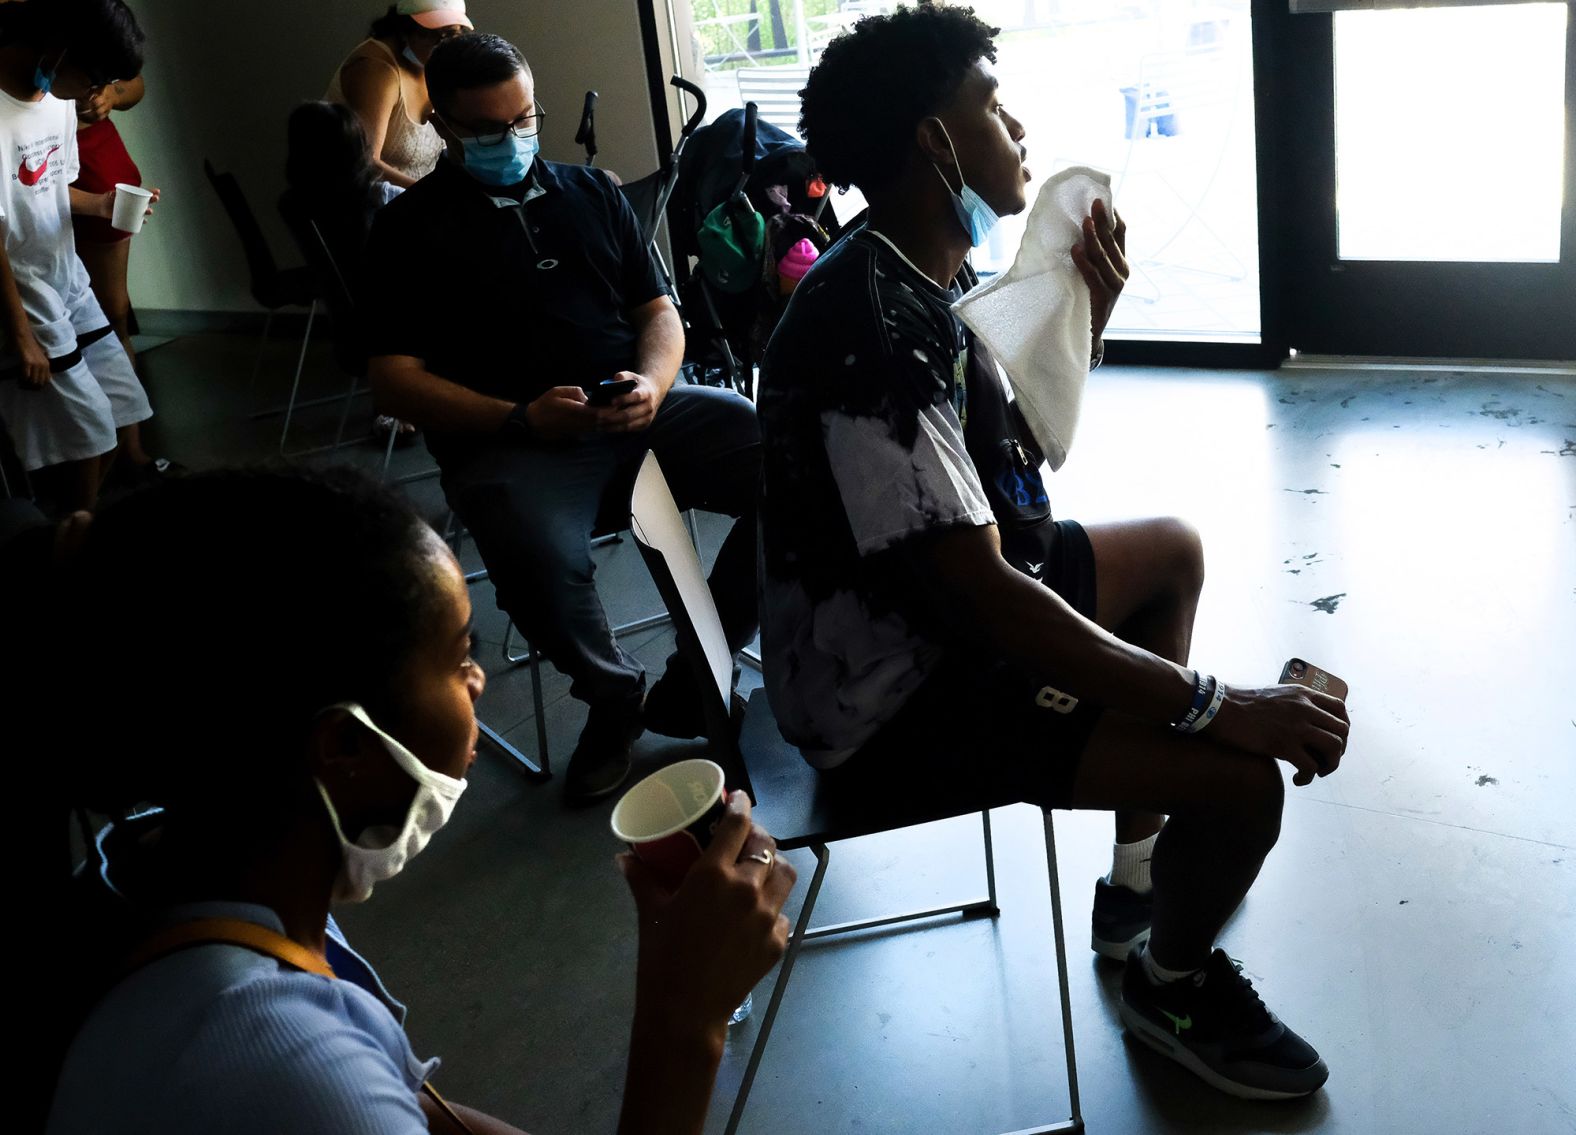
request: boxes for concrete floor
[134,331,1575,1134]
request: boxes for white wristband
[1185,678,1227,734]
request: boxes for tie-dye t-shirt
[758,228,996,764]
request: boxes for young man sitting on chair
[362,34,760,805]
[758,5,1350,1100]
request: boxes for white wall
[119,0,660,315]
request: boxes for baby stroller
[666,101,840,398]
[575,77,747,391]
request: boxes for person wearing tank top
[326,2,472,188]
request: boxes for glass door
[656,0,1270,359]
[1268,1,1576,359]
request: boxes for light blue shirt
[47,901,438,1135]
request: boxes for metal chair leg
[497,624,549,774]
[1043,809,1083,1131]
[379,415,399,482]
[718,815,1080,1134]
[502,621,532,665]
[529,646,549,773]
[725,843,830,1135]
[983,809,999,911]
[475,717,549,781]
[277,300,317,454]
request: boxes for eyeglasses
[460,105,547,147]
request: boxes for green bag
[697,190,766,294]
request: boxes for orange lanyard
[124,918,337,979]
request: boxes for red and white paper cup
[611,758,731,889]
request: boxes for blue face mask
[34,60,59,96]
[459,131,538,187]
[402,44,424,70]
[931,122,1000,247]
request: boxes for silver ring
[745,848,775,869]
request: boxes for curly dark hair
[800,3,998,194]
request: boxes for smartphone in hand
[1279,657,1349,701]
[588,378,638,406]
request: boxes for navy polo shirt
[360,157,667,459]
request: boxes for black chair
[628,451,1084,1135]
[202,159,321,440]
[275,191,378,458]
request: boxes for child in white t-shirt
[0,0,154,511]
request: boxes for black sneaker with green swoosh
[1120,943,1329,1100]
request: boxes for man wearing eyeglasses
[363,33,761,805]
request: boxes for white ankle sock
[1108,832,1158,894]
[1142,947,1202,986]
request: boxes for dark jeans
[440,384,760,707]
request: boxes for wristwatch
[1090,340,1105,370]
[500,401,536,443]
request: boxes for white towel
[952,166,1113,471]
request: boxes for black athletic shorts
[821,519,1103,811]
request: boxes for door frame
[1258,0,1576,361]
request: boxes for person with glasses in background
[361,33,762,805]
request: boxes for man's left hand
[595,370,666,434]
[1071,197,1128,356]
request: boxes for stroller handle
[741,102,759,178]
[670,75,707,138]
[575,90,599,164]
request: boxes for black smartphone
[588,378,638,406]
[1279,657,1349,701]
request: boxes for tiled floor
[136,332,1575,1134]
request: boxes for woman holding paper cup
[68,71,174,482]
[71,75,157,358]
[44,467,795,1135]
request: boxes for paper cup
[110,183,152,234]
[611,758,729,888]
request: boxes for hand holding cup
[616,779,796,1034]
[110,183,159,234]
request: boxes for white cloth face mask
[315,702,467,904]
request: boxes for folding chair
[629,450,1084,1134]
[275,193,375,459]
[446,511,676,781]
[202,160,324,439]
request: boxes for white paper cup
[110,183,153,234]
[610,758,728,887]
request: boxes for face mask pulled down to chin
[315,702,467,904]
[930,120,1001,248]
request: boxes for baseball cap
[396,0,474,30]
